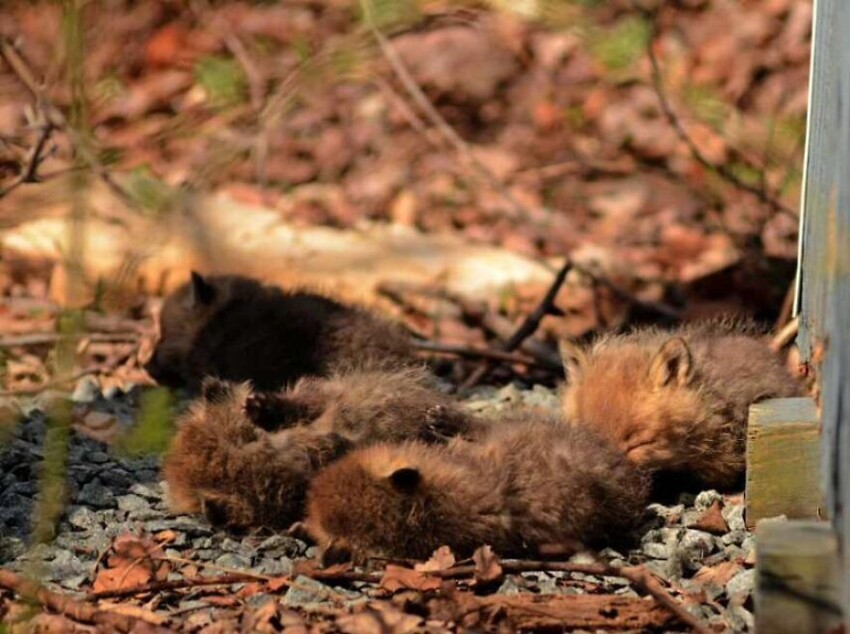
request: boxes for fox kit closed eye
[305,418,650,561]
[145,272,414,392]
[559,319,802,489]
[163,371,482,530]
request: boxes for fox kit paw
[244,393,313,431]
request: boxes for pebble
[76,481,116,508]
[117,494,149,512]
[722,503,746,532]
[726,569,756,598]
[67,506,101,530]
[694,490,723,511]
[71,376,101,403]
[215,553,252,569]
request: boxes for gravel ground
[0,383,758,631]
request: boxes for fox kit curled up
[145,272,414,392]
[559,319,802,489]
[244,366,480,443]
[164,371,480,530]
[162,379,350,530]
[306,418,650,561]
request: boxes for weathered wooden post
[752,0,850,629]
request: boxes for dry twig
[412,339,545,367]
[0,568,162,632]
[460,259,572,389]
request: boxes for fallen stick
[411,340,544,367]
[460,259,572,389]
[87,572,259,601]
[0,568,160,632]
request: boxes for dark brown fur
[163,371,481,530]
[162,380,351,530]
[305,417,650,561]
[560,319,803,489]
[244,366,481,443]
[146,272,414,392]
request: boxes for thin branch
[87,572,259,601]
[411,339,545,367]
[461,259,572,389]
[304,558,712,634]
[0,37,142,212]
[0,568,144,632]
[0,332,138,348]
[0,117,56,198]
[640,7,797,220]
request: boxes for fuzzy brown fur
[560,319,803,489]
[163,371,482,530]
[305,417,650,561]
[244,366,481,443]
[145,272,414,392]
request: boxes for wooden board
[745,398,822,528]
[794,0,850,616]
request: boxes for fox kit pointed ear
[559,340,587,382]
[389,467,421,494]
[188,271,215,308]
[649,337,694,387]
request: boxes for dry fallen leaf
[414,546,456,573]
[472,545,503,584]
[692,500,730,535]
[379,565,442,594]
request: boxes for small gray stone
[722,504,746,532]
[643,543,670,560]
[694,490,723,511]
[726,569,755,598]
[680,530,716,559]
[741,535,756,560]
[76,481,116,508]
[726,605,755,631]
[496,577,525,595]
[86,449,111,464]
[283,575,335,607]
[253,558,293,576]
[568,552,597,565]
[67,506,101,530]
[71,376,100,403]
[129,483,162,500]
[215,553,252,569]
[117,494,149,512]
[721,530,747,546]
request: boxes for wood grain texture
[745,398,822,528]
[755,520,841,634]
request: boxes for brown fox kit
[244,366,480,443]
[145,272,414,392]
[164,371,481,530]
[559,319,802,489]
[162,379,351,530]
[305,418,650,562]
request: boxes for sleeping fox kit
[305,418,651,561]
[145,272,414,392]
[560,319,802,489]
[163,369,480,530]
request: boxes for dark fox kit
[162,370,480,530]
[306,417,650,561]
[560,319,802,489]
[145,272,415,392]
